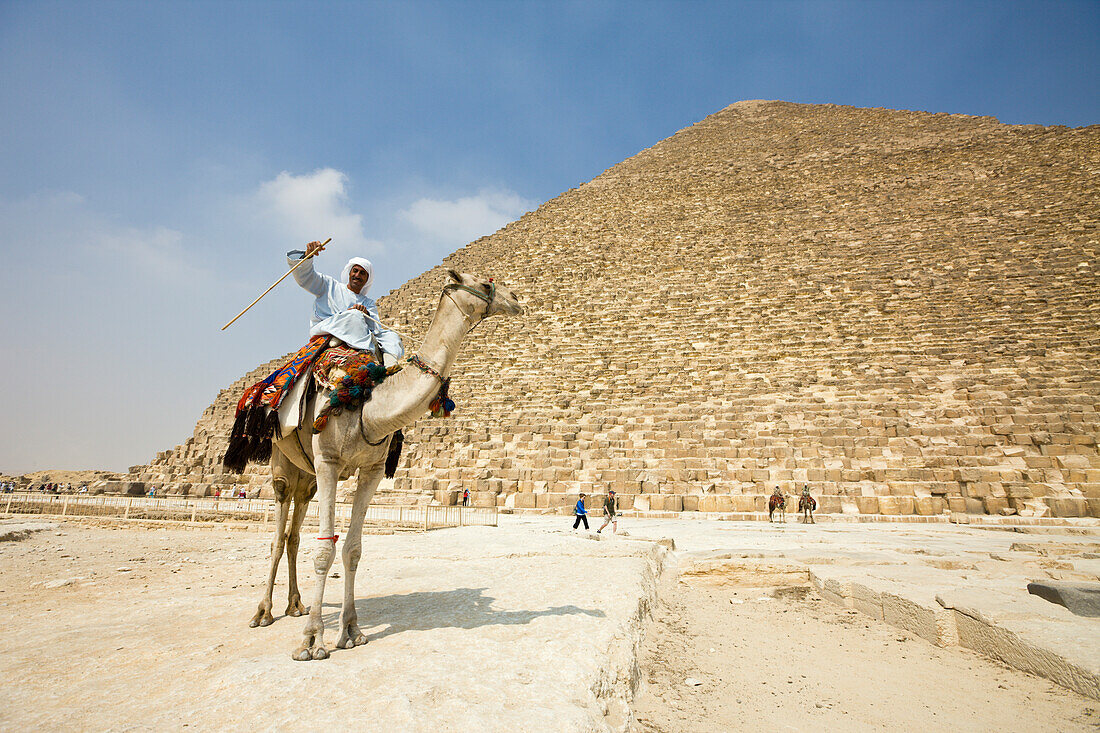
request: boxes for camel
[768,492,786,523]
[247,270,522,660]
[798,491,817,524]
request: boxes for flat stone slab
[1028,581,1100,618]
[0,520,665,731]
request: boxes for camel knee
[313,543,335,574]
[272,477,290,503]
[342,544,361,571]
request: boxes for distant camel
[799,492,817,524]
[248,271,523,660]
[768,493,786,523]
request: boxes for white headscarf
[340,257,373,296]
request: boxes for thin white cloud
[95,225,194,278]
[399,188,535,244]
[255,168,381,256]
[0,191,196,280]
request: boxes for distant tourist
[597,490,618,534]
[572,493,589,531]
[462,488,470,507]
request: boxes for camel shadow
[319,587,605,642]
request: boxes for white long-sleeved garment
[287,253,404,359]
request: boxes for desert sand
[0,515,1096,731]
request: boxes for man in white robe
[287,241,404,366]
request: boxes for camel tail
[384,430,404,479]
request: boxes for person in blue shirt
[572,493,589,531]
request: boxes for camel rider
[287,240,404,367]
[772,486,784,498]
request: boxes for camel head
[445,269,524,322]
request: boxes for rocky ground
[1,468,123,487]
[631,571,1098,732]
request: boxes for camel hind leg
[250,469,292,628]
[284,477,317,616]
[250,449,315,627]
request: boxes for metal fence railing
[0,492,497,530]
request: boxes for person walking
[462,488,470,507]
[597,490,618,534]
[572,493,589,531]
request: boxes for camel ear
[447,269,462,283]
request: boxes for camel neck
[413,292,475,379]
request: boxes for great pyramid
[130,101,1100,518]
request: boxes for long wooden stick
[221,238,331,330]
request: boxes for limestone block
[112,481,147,496]
[963,482,990,498]
[730,495,756,512]
[714,495,733,512]
[681,495,699,512]
[1046,497,1087,518]
[513,492,537,509]
[698,496,717,512]
[851,583,883,620]
[982,497,1010,515]
[877,496,901,515]
[817,495,841,514]
[855,496,879,514]
[664,495,683,512]
[633,495,650,512]
[821,577,853,608]
[648,495,666,511]
[881,592,941,645]
[964,497,986,514]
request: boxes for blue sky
[1,0,1097,473]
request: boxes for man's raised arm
[286,240,329,297]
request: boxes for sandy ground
[0,515,1097,731]
[631,572,1099,732]
[0,518,660,732]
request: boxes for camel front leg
[250,477,291,628]
[284,480,316,617]
[294,459,339,661]
[336,465,383,649]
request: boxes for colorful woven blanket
[223,335,329,473]
[311,346,396,433]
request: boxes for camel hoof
[292,648,313,662]
[311,646,329,660]
[338,633,366,649]
[249,611,274,628]
[286,599,307,617]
